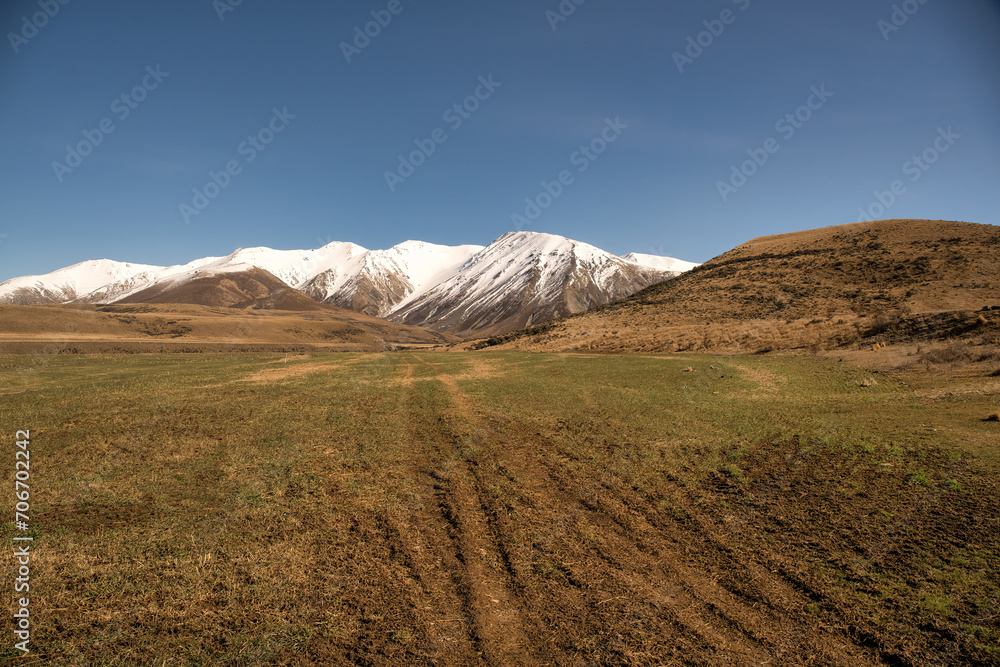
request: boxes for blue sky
[1,0,999,282]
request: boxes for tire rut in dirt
[407,355,542,666]
[405,355,884,665]
[411,357,780,663]
[524,430,881,666]
[516,439,790,663]
[462,402,883,665]
[373,508,481,665]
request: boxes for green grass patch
[1,350,997,663]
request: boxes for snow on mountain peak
[622,253,699,273]
[389,231,681,336]
[0,258,164,303]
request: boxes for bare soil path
[390,354,881,666]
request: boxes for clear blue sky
[2,0,999,282]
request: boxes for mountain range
[0,231,697,337]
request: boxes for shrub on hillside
[920,342,975,365]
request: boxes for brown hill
[469,219,1000,354]
[324,271,413,318]
[0,299,457,354]
[0,267,461,353]
[114,267,326,310]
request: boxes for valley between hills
[1,218,998,665]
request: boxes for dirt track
[341,354,886,666]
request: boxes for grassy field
[1,351,998,665]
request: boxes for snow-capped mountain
[0,233,694,336]
[301,241,483,316]
[88,256,228,303]
[104,243,366,305]
[390,232,679,336]
[104,240,481,316]
[0,259,167,305]
[622,253,700,274]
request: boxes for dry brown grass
[5,351,999,664]
[0,302,456,354]
[241,360,341,382]
[473,220,1000,356]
